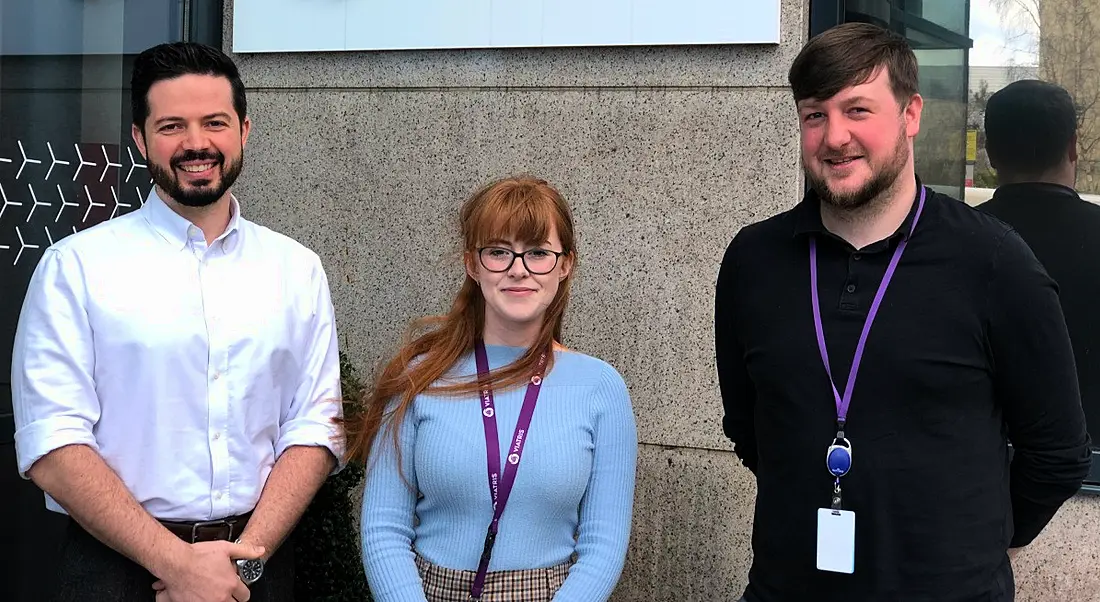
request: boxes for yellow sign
[966,129,978,163]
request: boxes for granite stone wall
[220,1,1099,599]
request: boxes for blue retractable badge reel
[826,438,852,477]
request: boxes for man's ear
[904,93,924,139]
[131,123,148,160]
[240,115,252,148]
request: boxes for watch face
[236,558,264,584]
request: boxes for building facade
[1,0,1097,600]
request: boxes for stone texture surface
[222,0,809,89]
[234,86,802,453]
[612,444,756,601]
[1013,494,1100,602]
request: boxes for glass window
[967,0,1100,198]
[908,0,970,37]
[1,0,171,434]
[912,47,969,200]
[0,2,219,600]
[968,0,1100,489]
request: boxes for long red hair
[342,175,578,471]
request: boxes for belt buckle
[189,518,234,543]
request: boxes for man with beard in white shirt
[12,42,344,602]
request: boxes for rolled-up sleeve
[275,255,345,468]
[12,248,100,478]
[986,229,1092,547]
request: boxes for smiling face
[132,73,250,208]
[797,66,922,211]
[466,228,572,338]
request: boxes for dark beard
[148,149,244,208]
[806,132,908,212]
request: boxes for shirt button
[853,254,862,261]
[846,284,856,293]
[213,432,221,440]
[215,491,223,500]
[213,372,221,381]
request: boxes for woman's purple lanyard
[809,186,927,510]
[469,340,548,601]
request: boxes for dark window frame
[0,4,225,601]
[0,0,225,441]
[186,0,224,47]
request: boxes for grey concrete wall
[221,1,1099,599]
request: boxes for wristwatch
[234,539,265,585]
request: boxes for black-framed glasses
[477,247,566,275]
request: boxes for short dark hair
[131,42,247,133]
[985,79,1077,175]
[788,22,919,106]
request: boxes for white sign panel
[233,0,781,53]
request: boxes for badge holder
[817,428,855,574]
[826,433,852,507]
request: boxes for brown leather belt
[158,512,252,543]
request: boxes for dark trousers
[49,518,295,602]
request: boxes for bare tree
[990,0,1100,191]
[968,80,992,130]
[991,0,1042,60]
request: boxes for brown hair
[788,22,919,106]
[341,175,578,471]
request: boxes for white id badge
[816,508,856,574]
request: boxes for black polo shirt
[714,178,1093,602]
[978,183,1100,458]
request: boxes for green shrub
[294,351,371,602]
[974,168,998,189]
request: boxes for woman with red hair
[346,175,637,602]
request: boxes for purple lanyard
[810,186,927,436]
[470,340,547,601]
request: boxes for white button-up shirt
[12,188,344,521]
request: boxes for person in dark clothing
[977,79,1100,460]
[714,24,1093,602]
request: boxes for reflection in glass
[969,0,1100,489]
[967,0,1100,199]
[914,48,968,199]
[906,0,969,37]
[1038,0,1100,196]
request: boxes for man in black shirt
[977,80,1100,464]
[714,24,1092,602]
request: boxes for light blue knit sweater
[360,344,637,601]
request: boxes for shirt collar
[141,187,242,252]
[989,181,1081,204]
[792,176,927,243]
